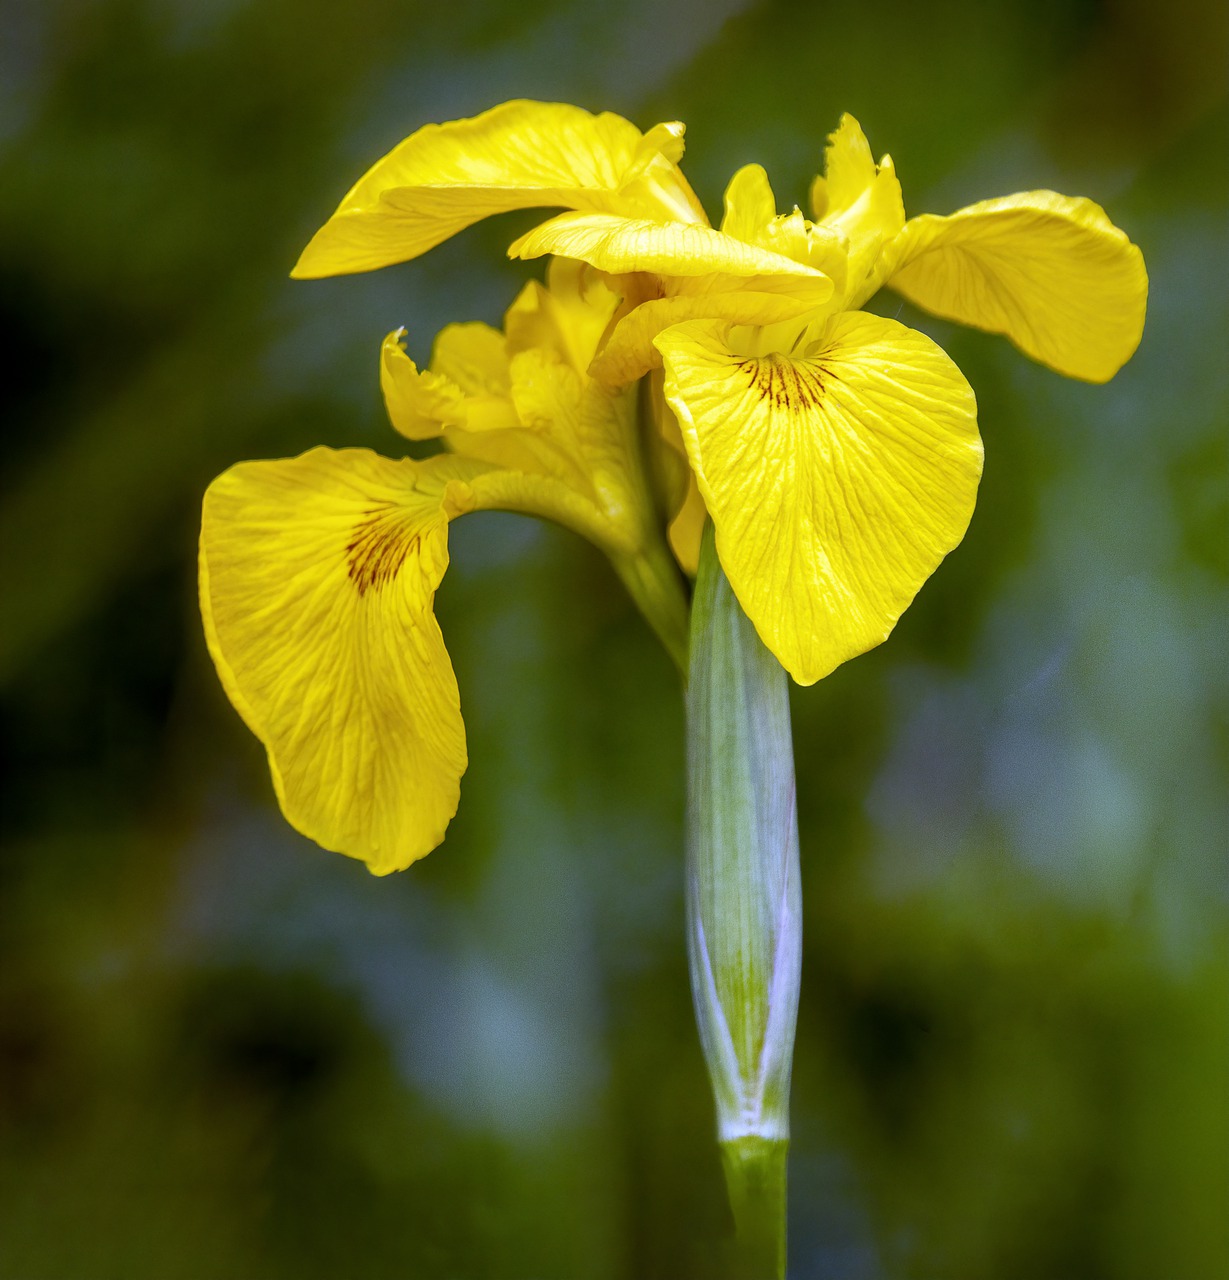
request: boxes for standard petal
[508,212,836,287]
[657,315,983,684]
[200,447,487,873]
[292,101,702,278]
[882,191,1148,382]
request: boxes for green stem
[722,1139,788,1278]
[685,524,801,1279]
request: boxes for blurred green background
[2,0,1226,1276]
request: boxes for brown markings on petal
[346,505,420,596]
[736,352,827,410]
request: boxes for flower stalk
[686,524,802,1278]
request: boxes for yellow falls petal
[882,191,1148,382]
[292,100,702,278]
[200,447,487,873]
[656,314,983,684]
[508,212,836,288]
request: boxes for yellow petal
[667,268,836,306]
[292,100,703,278]
[431,321,510,395]
[656,314,983,684]
[200,447,486,873]
[883,191,1148,382]
[721,164,778,241]
[589,290,818,389]
[508,212,835,287]
[810,114,895,221]
[380,329,516,439]
[808,114,905,304]
[503,258,621,371]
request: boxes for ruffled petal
[882,191,1148,382]
[807,114,904,305]
[380,329,517,439]
[292,100,703,278]
[508,212,836,288]
[809,113,904,234]
[656,314,983,684]
[200,447,487,872]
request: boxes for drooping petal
[508,212,835,288]
[292,101,704,278]
[656,314,983,684]
[882,191,1148,382]
[200,447,488,873]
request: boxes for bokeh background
[2,0,1226,1276]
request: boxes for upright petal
[292,101,703,278]
[882,191,1147,382]
[809,113,902,229]
[200,447,488,873]
[657,315,983,684]
[720,161,853,288]
[808,114,905,305]
[721,164,778,242]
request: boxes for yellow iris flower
[201,100,1146,873]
